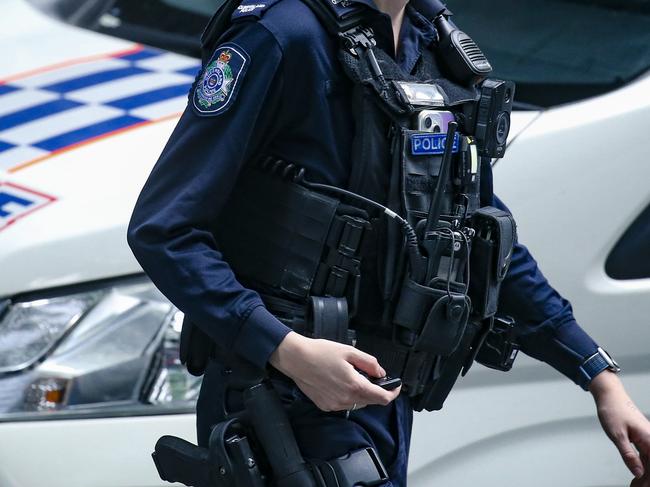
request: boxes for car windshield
[29,0,650,108]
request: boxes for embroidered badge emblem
[193,44,249,116]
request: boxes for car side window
[605,203,650,280]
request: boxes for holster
[152,418,265,487]
[152,382,389,487]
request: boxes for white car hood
[0,0,200,297]
[0,0,540,298]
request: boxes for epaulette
[199,0,285,65]
[231,0,284,21]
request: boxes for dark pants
[196,360,414,487]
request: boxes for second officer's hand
[269,331,401,412]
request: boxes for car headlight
[0,276,202,419]
[0,292,101,373]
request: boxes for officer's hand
[589,371,650,485]
[269,331,401,412]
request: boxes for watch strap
[579,347,621,382]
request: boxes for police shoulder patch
[192,43,249,116]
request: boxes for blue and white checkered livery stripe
[0,47,200,172]
[0,182,56,232]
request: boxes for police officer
[127,0,650,485]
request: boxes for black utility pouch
[475,316,519,371]
[393,277,470,356]
[467,206,516,318]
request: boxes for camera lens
[425,117,433,129]
[495,112,510,145]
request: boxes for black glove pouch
[467,206,516,318]
[393,277,470,356]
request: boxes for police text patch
[411,133,460,156]
[192,44,249,116]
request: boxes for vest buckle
[339,25,376,56]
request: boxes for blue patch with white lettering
[411,133,460,156]
[192,43,249,116]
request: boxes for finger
[614,433,645,479]
[638,435,650,463]
[631,430,650,477]
[346,349,386,378]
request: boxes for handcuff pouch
[467,206,516,318]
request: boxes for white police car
[0,1,648,486]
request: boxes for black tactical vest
[182,0,518,412]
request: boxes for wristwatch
[580,347,621,382]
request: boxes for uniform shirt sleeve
[492,194,600,389]
[126,21,291,369]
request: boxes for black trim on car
[606,202,650,280]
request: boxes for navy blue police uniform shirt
[127,0,600,390]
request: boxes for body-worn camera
[458,79,515,159]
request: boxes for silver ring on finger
[345,403,357,419]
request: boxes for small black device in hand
[358,371,402,391]
[370,376,402,391]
